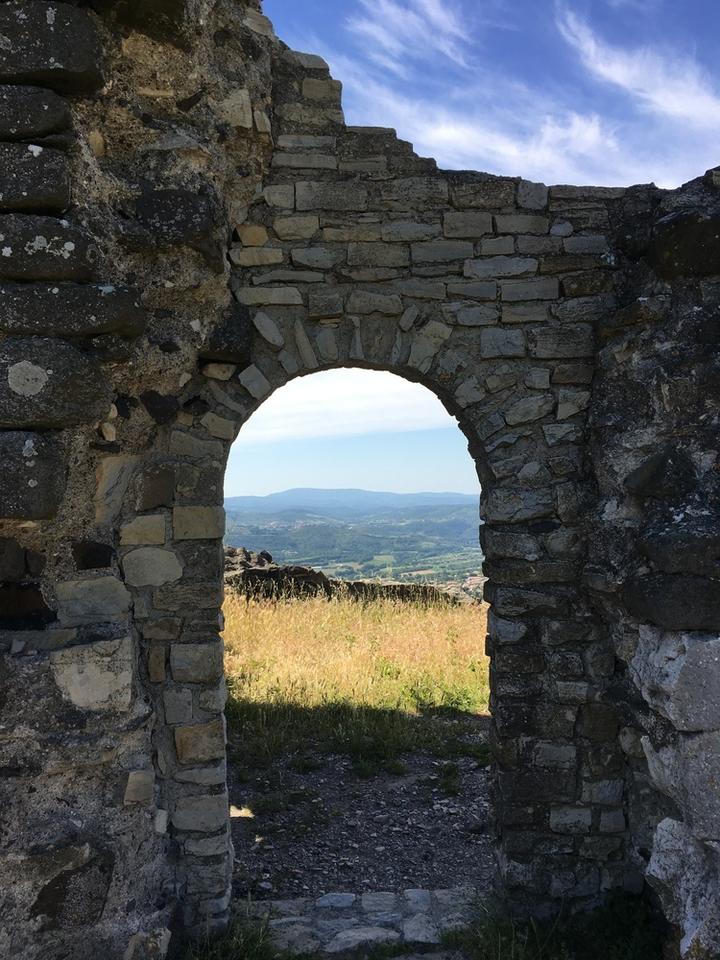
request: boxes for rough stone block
[236,287,303,306]
[504,394,555,425]
[0,215,96,282]
[479,328,525,358]
[124,769,155,805]
[0,84,71,141]
[381,222,440,242]
[529,325,594,358]
[624,575,720,632]
[649,210,720,278]
[450,173,516,209]
[501,278,559,301]
[163,687,193,724]
[175,720,226,764]
[296,181,368,212]
[0,430,64,519]
[272,151,337,170]
[0,337,111,429]
[274,216,319,240]
[172,793,229,832]
[173,506,225,540]
[56,577,132,627]
[443,211,492,237]
[50,635,133,711]
[376,177,448,210]
[518,180,549,210]
[0,2,104,93]
[120,515,166,546]
[346,290,402,315]
[411,239,474,263]
[123,548,183,587]
[302,77,342,101]
[291,247,345,270]
[0,143,69,213]
[171,642,224,683]
[465,257,537,280]
[347,242,409,267]
[495,214,549,235]
[0,283,147,338]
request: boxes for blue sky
[226,0,719,498]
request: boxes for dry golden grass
[222,593,490,772]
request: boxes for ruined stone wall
[0,2,717,959]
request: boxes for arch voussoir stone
[0,2,718,958]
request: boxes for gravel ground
[229,717,494,901]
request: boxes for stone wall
[0,2,717,958]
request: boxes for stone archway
[2,3,719,959]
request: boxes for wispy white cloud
[556,6,720,130]
[236,370,456,445]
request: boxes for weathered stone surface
[0,85,71,141]
[638,512,720,578]
[412,240,473,262]
[0,283,147,338]
[0,338,111,428]
[50,635,133,711]
[124,769,155,805]
[465,256,537,280]
[624,575,720,631]
[0,430,64,519]
[480,328,525,358]
[0,143,69,213]
[171,642,224,683]
[134,190,221,269]
[529,325,594,358]
[482,489,555,523]
[123,548,182,587]
[175,720,226,764]
[325,927,400,953]
[296,181,368,212]
[650,210,720,278]
[0,2,104,93]
[346,290,402,315]
[56,577,131,627]
[502,278,559,301]
[443,211,492,237]
[172,793,228,832]
[173,506,225,540]
[0,215,96,281]
[201,304,253,364]
[407,321,452,373]
[120,516,166,546]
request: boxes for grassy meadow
[222,591,490,775]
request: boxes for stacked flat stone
[0,2,718,959]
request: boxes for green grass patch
[181,918,278,960]
[445,896,664,960]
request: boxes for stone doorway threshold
[242,886,476,956]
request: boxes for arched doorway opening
[220,368,489,937]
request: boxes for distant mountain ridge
[225,487,479,519]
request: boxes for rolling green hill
[224,488,484,587]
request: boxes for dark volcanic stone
[0,143,70,213]
[0,216,97,282]
[0,283,147,338]
[0,431,65,519]
[638,512,720,579]
[31,848,114,929]
[0,537,25,581]
[140,390,180,425]
[133,189,223,271]
[0,338,110,429]
[0,85,72,141]
[624,574,720,631]
[201,303,253,364]
[649,210,720,279]
[72,541,114,571]
[0,2,103,94]
[624,450,696,500]
[91,0,192,47]
[0,583,55,628]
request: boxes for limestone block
[479,328,525,358]
[445,303,498,326]
[0,143,69,213]
[557,388,590,419]
[124,769,155,805]
[325,927,400,953]
[237,225,268,246]
[296,181,368,212]
[230,247,283,267]
[291,247,345,270]
[309,289,346,319]
[412,240,474,263]
[51,635,133,711]
[502,302,549,324]
[399,305,420,331]
[482,488,555,523]
[123,548,182,587]
[348,242,409,268]
[236,287,303,306]
[376,177,448,211]
[171,642,224,683]
[253,269,324,285]
[175,720,226,764]
[346,290,402,315]
[134,190,221,270]
[502,278,559,301]
[631,627,720,731]
[316,327,338,361]
[173,506,225,540]
[518,180,549,210]
[381,222,440,242]
[201,413,236,440]
[0,2,104,93]
[450,174,516,209]
[0,430,64,519]
[443,211,493,237]
[323,224,381,242]
[278,134,336,150]
[120,516,166,546]
[454,377,485,407]
[201,363,236,381]
[302,77,342,101]
[0,215,96,282]
[56,577,131,627]
[563,235,608,254]
[164,687,193,724]
[495,214,549,234]
[294,320,319,368]
[123,928,171,960]
[505,394,555,425]
[0,84,71,140]
[169,432,224,462]
[272,152,337,170]
[172,793,228,832]
[0,283,147,338]
[446,280,497,300]
[465,256,537,280]
[264,185,295,208]
[550,807,592,833]
[216,89,252,128]
[238,364,272,399]
[407,321,453,373]
[481,237,514,255]
[624,575,720,632]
